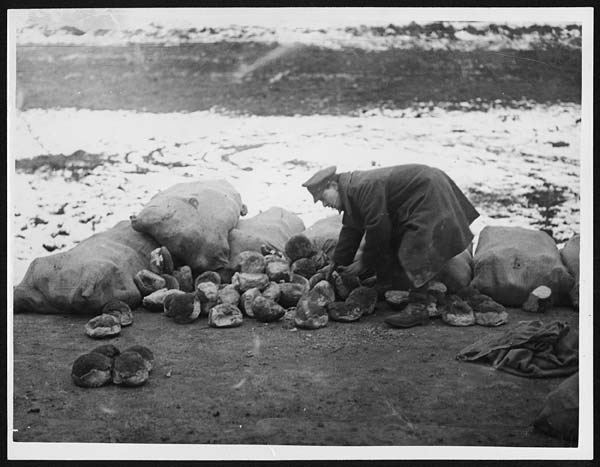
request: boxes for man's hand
[337,259,365,280]
[317,261,337,281]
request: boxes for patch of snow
[14,22,581,51]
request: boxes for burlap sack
[436,246,473,293]
[228,207,305,269]
[302,215,364,261]
[131,180,244,272]
[14,221,158,314]
[470,226,574,306]
[560,234,580,308]
[302,215,343,259]
[534,372,578,441]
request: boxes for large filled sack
[130,180,244,272]
[302,215,364,261]
[560,234,580,308]
[534,372,578,441]
[436,246,473,293]
[14,221,158,314]
[302,215,344,259]
[228,207,305,268]
[470,226,574,306]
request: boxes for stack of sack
[12,180,305,316]
[12,179,581,317]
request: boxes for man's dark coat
[333,164,479,288]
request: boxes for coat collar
[337,171,354,218]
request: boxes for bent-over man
[302,164,479,291]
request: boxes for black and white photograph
[7,6,593,461]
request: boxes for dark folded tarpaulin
[456,320,578,378]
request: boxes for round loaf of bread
[84,314,121,338]
[112,351,149,386]
[71,352,113,388]
[124,345,154,372]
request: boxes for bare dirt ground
[11,31,582,448]
[12,305,577,446]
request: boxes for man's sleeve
[332,215,364,266]
[356,182,393,272]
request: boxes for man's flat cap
[302,166,337,201]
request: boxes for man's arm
[332,221,364,267]
[355,181,393,273]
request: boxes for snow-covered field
[12,8,581,50]
[11,103,580,283]
[14,22,581,51]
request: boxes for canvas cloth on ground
[470,226,574,306]
[130,180,244,272]
[456,320,578,378]
[14,221,158,314]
